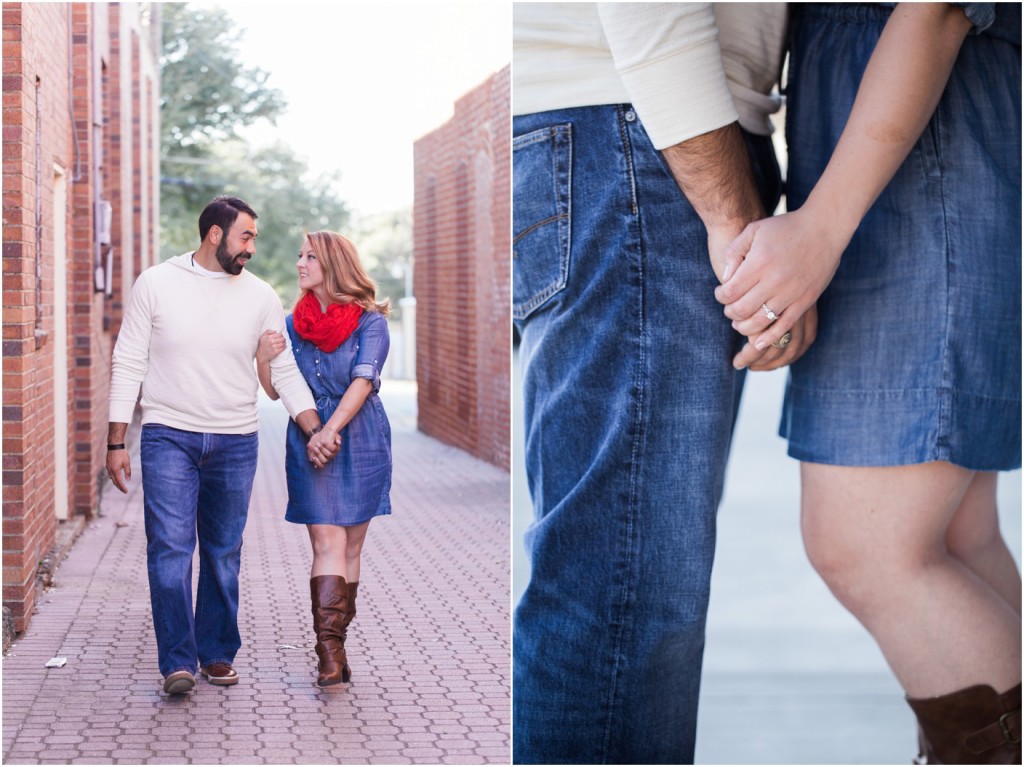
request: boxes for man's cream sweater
[109,253,315,434]
[513,2,787,148]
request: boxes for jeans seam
[616,105,639,216]
[599,118,646,761]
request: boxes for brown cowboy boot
[907,682,1021,764]
[309,575,351,687]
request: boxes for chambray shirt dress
[781,2,1021,471]
[283,311,392,525]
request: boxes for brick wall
[2,1,70,634]
[1,2,159,634]
[413,67,510,470]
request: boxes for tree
[350,209,413,322]
[212,140,351,303]
[161,3,284,150]
[159,3,351,299]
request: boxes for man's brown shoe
[200,662,239,686]
[162,670,195,694]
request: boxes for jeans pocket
[513,124,572,322]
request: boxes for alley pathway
[2,381,511,765]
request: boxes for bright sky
[207,2,511,219]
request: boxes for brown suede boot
[907,683,1021,764]
[309,575,351,687]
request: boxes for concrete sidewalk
[2,381,511,765]
[512,352,1022,765]
[696,369,1022,765]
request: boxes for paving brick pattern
[2,383,511,764]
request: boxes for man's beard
[215,239,248,275]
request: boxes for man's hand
[105,422,131,493]
[661,121,764,282]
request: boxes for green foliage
[350,209,412,321]
[160,3,285,149]
[159,3,351,300]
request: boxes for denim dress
[283,311,392,525]
[781,3,1022,470]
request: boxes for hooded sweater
[109,253,315,434]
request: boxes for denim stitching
[512,123,572,321]
[598,109,645,762]
[934,93,953,454]
[513,213,567,244]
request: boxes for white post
[400,296,417,381]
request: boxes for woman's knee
[345,537,364,563]
[310,528,345,559]
[802,515,871,608]
[944,473,1002,564]
[946,520,1003,566]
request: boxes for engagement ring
[761,303,779,323]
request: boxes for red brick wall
[2,1,71,633]
[413,67,510,470]
[2,2,158,633]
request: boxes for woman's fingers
[734,305,818,370]
[718,221,758,284]
[729,296,788,336]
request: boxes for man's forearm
[661,121,763,235]
[107,422,129,444]
[293,409,323,438]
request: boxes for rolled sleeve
[598,2,738,149]
[954,3,995,34]
[352,313,390,393]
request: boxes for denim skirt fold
[781,2,1022,470]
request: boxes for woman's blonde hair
[299,230,391,316]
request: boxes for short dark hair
[198,196,258,242]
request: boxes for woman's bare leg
[944,471,1021,616]
[801,461,1021,698]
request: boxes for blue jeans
[513,105,780,764]
[140,424,258,678]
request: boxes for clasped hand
[711,207,847,370]
[307,427,341,469]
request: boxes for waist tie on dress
[315,395,341,411]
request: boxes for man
[512,4,814,763]
[106,196,334,695]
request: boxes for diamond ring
[761,303,779,323]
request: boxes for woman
[257,230,392,687]
[715,3,1021,763]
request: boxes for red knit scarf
[292,291,363,353]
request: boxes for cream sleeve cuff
[599,2,739,149]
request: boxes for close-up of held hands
[714,202,851,372]
[307,426,341,469]
[708,208,831,374]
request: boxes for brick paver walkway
[2,382,510,764]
